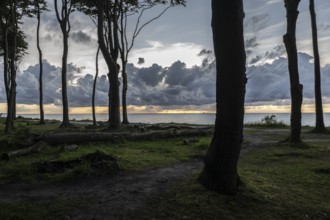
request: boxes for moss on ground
[132,142,330,220]
[0,120,329,219]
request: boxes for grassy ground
[133,141,330,219]
[0,137,210,184]
[0,118,329,219]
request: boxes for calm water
[15,113,330,127]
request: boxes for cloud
[1,50,330,111]
[247,52,330,104]
[198,49,213,56]
[245,13,270,32]
[249,44,286,65]
[245,36,259,49]
[71,31,92,44]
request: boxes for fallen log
[1,141,47,160]
[41,128,214,145]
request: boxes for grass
[132,142,330,219]
[0,118,329,219]
[0,137,210,184]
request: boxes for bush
[7,126,34,147]
[262,115,277,125]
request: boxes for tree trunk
[309,0,326,132]
[198,0,246,195]
[1,142,46,160]
[37,5,45,125]
[60,29,71,128]
[122,60,129,124]
[92,47,100,126]
[2,27,9,105]
[97,0,121,130]
[41,128,213,145]
[283,0,302,143]
[5,5,18,134]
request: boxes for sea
[13,113,330,127]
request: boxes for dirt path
[0,130,279,219]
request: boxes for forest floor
[0,120,329,219]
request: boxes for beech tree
[34,0,48,125]
[118,0,185,124]
[54,0,77,128]
[283,0,302,142]
[96,0,121,129]
[309,0,327,133]
[0,0,33,133]
[199,0,246,195]
[92,47,100,126]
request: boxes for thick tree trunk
[309,0,326,132]
[97,0,121,130]
[198,0,246,195]
[37,6,45,125]
[92,47,100,126]
[283,0,302,143]
[55,0,72,128]
[122,60,129,124]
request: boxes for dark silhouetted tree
[34,0,47,125]
[283,0,302,143]
[0,0,31,133]
[118,0,185,125]
[55,0,76,128]
[92,47,100,126]
[309,0,327,133]
[96,0,121,129]
[198,0,246,195]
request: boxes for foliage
[261,114,278,124]
[245,115,287,128]
[6,126,34,147]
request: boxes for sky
[1,0,330,114]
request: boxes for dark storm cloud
[126,60,216,106]
[2,60,108,107]
[1,51,330,108]
[71,31,92,44]
[198,49,212,56]
[249,44,286,64]
[245,36,259,49]
[246,52,330,103]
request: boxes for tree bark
[198,0,246,195]
[2,27,10,105]
[122,60,129,124]
[41,128,213,145]
[36,3,45,125]
[5,3,18,134]
[1,141,46,160]
[283,0,302,142]
[92,47,100,126]
[97,0,121,129]
[309,0,326,132]
[55,0,72,128]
